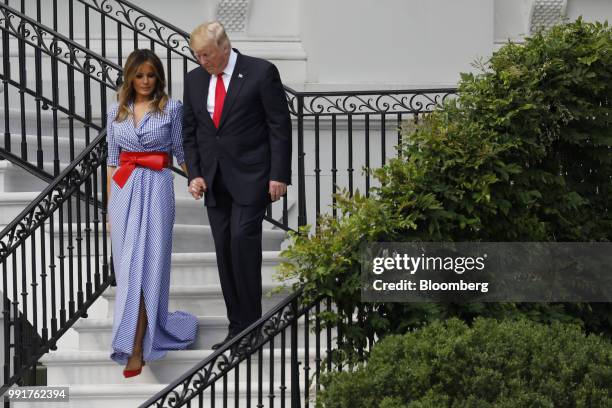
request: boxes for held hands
[269,180,287,202]
[189,177,207,200]
[189,178,285,201]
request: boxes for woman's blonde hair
[116,49,168,122]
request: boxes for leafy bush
[279,18,612,361]
[317,319,612,408]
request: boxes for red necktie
[212,73,226,128]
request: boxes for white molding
[3,36,306,61]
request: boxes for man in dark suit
[182,21,292,351]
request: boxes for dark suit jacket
[182,49,292,206]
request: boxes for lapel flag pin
[238,73,243,78]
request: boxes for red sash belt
[112,151,170,188]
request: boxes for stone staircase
[0,102,318,407]
[37,249,295,407]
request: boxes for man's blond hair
[190,21,231,51]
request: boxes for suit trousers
[206,167,267,335]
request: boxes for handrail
[284,87,457,116]
[0,73,104,132]
[0,130,113,391]
[96,0,191,40]
[74,0,194,60]
[0,3,122,90]
[140,287,314,407]
[0,71,108,214]
[0,129,107,267]
[0,2,121,176]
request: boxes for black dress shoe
[211,333,236,350]
[231,333,263,358]
[231,336,251,358]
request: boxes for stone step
[42,348,316,385]
[8,384,166,408]
[168,225,287,253]
[3,133,90,164]
[73,298,317,352]
[0,250,287,329]
[0,191,40,225]
[173,195,208,224]
[172,191,297,227]
[101,284,290,318]
[13,382,305,408]
[168,251,285,286]
[0,106,94,140]
[48,223,287,253]
[74,315,229,351]
[0,250,284,289]
[0,160,57,192]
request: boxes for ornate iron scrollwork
[145,293,310,407]
[0,3,122,89]
[283,89,457,117]
[76,0,195,59]
[0,139,108,262]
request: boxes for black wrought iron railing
[140,289,338,408]
[4,0,195,102]
[284,88,457,228]
[0,1,121,176]
[0,130,111,393]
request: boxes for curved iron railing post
[290,296,301,407]
[297,94,307,228]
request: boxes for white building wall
[8,0,612,88]
[494,0,532,44]
[125,0,612,88]
[298,0,493,88]
[130,0,492,88]
[566,0,612,21]
[495,0,612,47]
[127,0,217,34]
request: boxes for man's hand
[269,180,287,202]
[189,177,207,200]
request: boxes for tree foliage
[278,19,612,361]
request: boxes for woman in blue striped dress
[106,49,197,378]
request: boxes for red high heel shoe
[123,359,145,378]
[122,367,141,378]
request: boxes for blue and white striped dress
[107,98,197,365]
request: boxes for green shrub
[279,18,612,361]
[317,318,612,408]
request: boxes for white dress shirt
[206,49,237,118]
